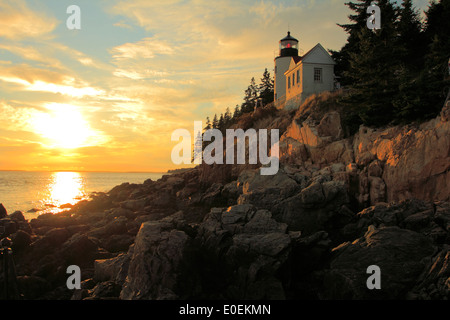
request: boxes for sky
[0,0,431,172]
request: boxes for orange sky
[0,0,430,172]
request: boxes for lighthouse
[274,31,299,105]
[273,31,336,110]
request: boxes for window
[292,72,295,85]
[314,68,322,82]
[288,76,291,89]
[296,70,300,84]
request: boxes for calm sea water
[0,171,165,220]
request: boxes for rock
[9,210,25,221]
[354,199,436,237]
[89,281,122,299]
[317,111,344,139]
[409,247,450,299]
[441,101,450,122]
[88,216,128,239]
[120,198,146,212]
[11,230,32,252]
[0,218,17,236]
[201,183,224,206]
[60,233,98,266]
[94,253,130,286]
[221,180,240,205]
[0,203,7,218]
[354,117,450,202]
[30,212,76,229]
[44,228,70,246]
[120,215,191,300]
[237,169,299,210]
[16,276,51,299]
[323,226,435,299]
[272,180,349,234]
[100,234,134,253]
[368,160,383,177]
[369,176,386,205]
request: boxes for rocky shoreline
[0,97,448,300]
[0,165,447,300]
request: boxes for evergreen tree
[212,114,218,129]
[233,105,241,119]
[341,0,400,127]
[332,0,373,85]
[204,116,211,131]
[241,77,258,113]
[258,68,274,106]
[392,0,429,121]
[396,0,426,72]
[224,107,232,127]
[218,113,224,131]
[418,0,450,116]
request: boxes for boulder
[272,180,350,234]
[9,210,25,221]
[323,226,435,299]
[409,248,450,299]
[60,233,99,266]
[237,169,299,210]
[0,203,7,219]
[94,253,130,286]
[120,213,191,300]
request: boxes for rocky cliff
[1,93,449,300]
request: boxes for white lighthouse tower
[274,31,299,106]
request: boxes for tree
[233,105,241,119]
[212,114,218,129]
[396,0,426,72]
[224,107,232,127]
[258,68,274,106]
[418,0,450,116]
[241,77,258,113]
[218,113,224,131]
[204,116,211,131]
[341,0,401,127]
[332,0,374,86]
[392,0,429,121]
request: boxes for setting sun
[32,103,103,149]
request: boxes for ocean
[0,171,165,220]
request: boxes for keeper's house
[274,32,336,110]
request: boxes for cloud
[111,37,175,60]
[0,0,57,40]
[0,63,106,97]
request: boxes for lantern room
[279,31,299,57]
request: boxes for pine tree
[258,68,274,106]
[341,0,401,127]
[418,0,450,116]
[224,107,232,127]
[204,116,211,131]
[392,0,428,121]
[396,0,425,72]
[241,77,258,113]
[218,113,224,132]
[332,0,374,85]
[212,114,218,129]
[233,105,241,119]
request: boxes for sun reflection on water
[41,172,88,214]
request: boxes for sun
[33,103,100,149]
